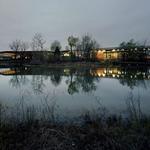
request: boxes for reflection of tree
[68,81,79,95]
[66,68,79,95]
[119,68,149,89]
[49,69,63,87]
[50,74,62,87]
[8,66,150,96]
[31,75,45,94]
[66,69,100,95]
[75,70,98,93]
[119,78,137,89]
[9,75,29,88]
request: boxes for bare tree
[20,41,29,62]
[9,40,21,60]
[79,34,100,61]
[31,33,46,51]
[67,35,79,59]
[20,41,29,52]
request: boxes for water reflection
[0,90,148,124]
[91,67,150,89]
[0,66,150,122]
[31,75,46,94]
[9,74,29,89]
[0,66,149,94]
[5,67,100,95]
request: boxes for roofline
[0,46,150,53]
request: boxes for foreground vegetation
[1,115,150,150]
[0,93,150,150]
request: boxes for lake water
[0,66,150,122]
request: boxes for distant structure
[0,47,150,62]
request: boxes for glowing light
[102,73,106,77]
[98,73,102,77]
[64,53,70,57]
[112,74,115,78]
[109,70,112,74]
[118,71,121,74]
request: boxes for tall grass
[0,94,150,150]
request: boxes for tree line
[9,33,100,62]
[119,39,149,62]
[9,33,149,63]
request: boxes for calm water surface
[0,66,150,121]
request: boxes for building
[0,47,150,62]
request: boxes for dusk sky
[0,0,150,50]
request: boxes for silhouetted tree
[9,40,21,60]
[51,40,61,62]
[20,41,29,63]
[119,39,147,62]
[31,33,46,51]
[67,36,79,60]
[79,34,99,61]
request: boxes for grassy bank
[0,94,150,150]
[1,115,150,150]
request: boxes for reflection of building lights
[16,55,20,59]
[0,70,16,75]
[117,75,120,78]
[112,74,115,78]
[64,69,70,73]
[130,75,133,78]
[98,73,101,77]
[109,70,112,74]
[135,75,137,78]
[102,73,106,77]
[112,49,116,52]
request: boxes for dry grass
[0,94,150,150]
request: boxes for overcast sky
[0,0,150,50]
